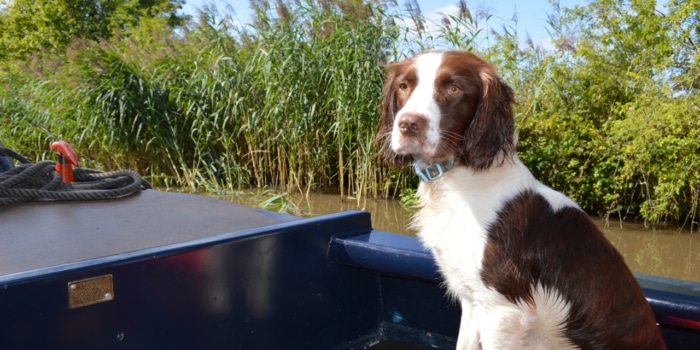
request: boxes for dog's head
[376,50,515,171]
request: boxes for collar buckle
[413,162,449,182]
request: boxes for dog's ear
[463,68,515,171]
[376,63,410,167]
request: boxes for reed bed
[2,1,451,198]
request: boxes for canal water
[216,190,700,283]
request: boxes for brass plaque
[68,275,114,309]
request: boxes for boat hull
[1,190,698,349]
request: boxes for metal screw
[70,284,76,290]
[116,332,125,341]
[105,293,112,299]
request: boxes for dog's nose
[397,113,426,136]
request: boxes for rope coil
[0,147,151,207]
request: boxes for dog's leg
[456,299,481,350]
[478,304,526,349]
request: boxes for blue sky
[181,1,582,46]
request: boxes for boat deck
[0,190,296,279]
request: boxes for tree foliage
[0,0,186,59]
[507,0,699,228]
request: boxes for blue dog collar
[413,159,455,182]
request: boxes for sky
[181,0,582,47]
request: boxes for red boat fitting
[50,141,78,182]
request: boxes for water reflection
[216,190,700,283]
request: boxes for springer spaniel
[377,50,666,349]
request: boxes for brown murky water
[216,190,700,283]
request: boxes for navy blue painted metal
[0,140,14,173]
[331,231,700,349]
[329,231,441,282]
[642,285,700,349]
[329,231,461,348]
[0,211,385,349]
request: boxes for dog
[376,50,666,349]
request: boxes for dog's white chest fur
[414,169,494,297]
[414,163,520,297]
[413,161,579,350]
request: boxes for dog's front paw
[455,326,481,350]
[455,337,481,350]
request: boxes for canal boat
[1,146,699,349]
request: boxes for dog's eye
[398,82,409,91]
[448,85,462,95]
